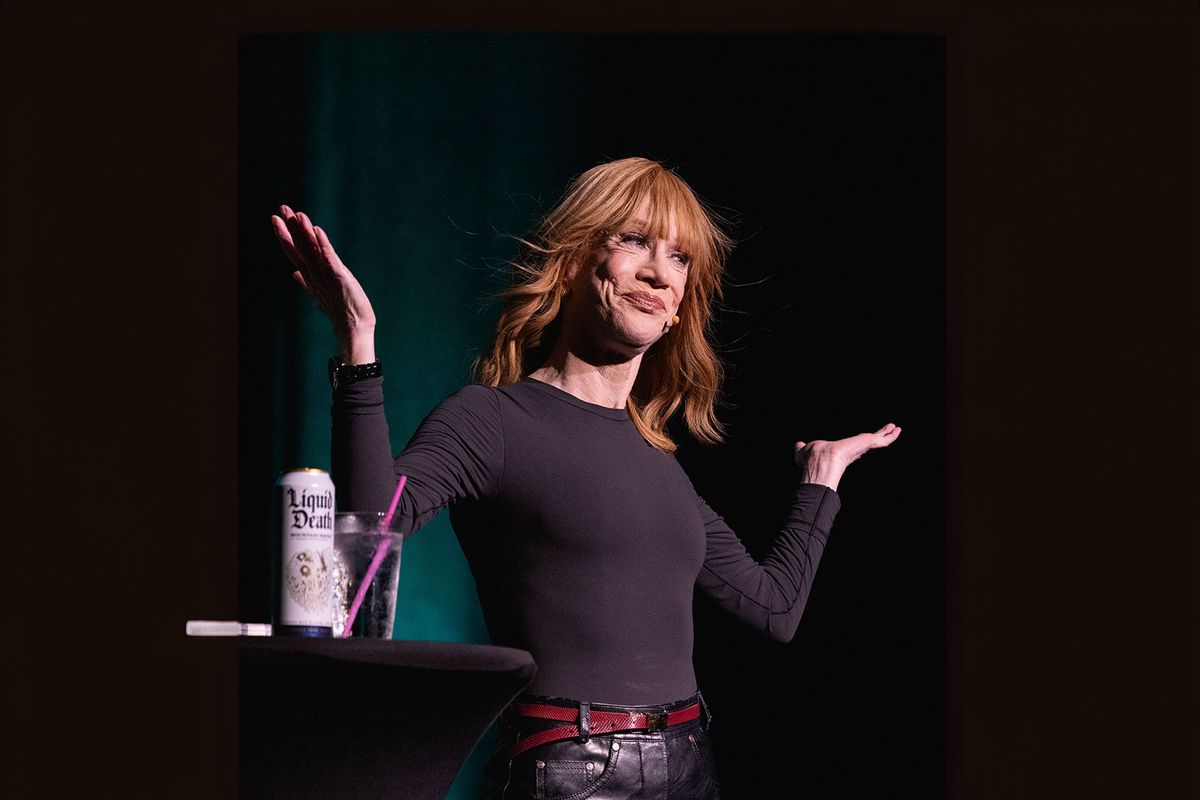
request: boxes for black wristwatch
[328,356,383,390]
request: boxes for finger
[793,441,808,466]
[288,211,322,262]
[271,214,294,247]
[284,210,335,296]
[295,211,320,249]
[273,215,324,299]
[272,215,303,265]
[296,213,343,293]
[871,427,902,448]
[281,208,315,257]
[313,225,347,273]
[279,204,304,247]
[276,212,324,296]
[278,206,315,264]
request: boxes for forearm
[332,381,505,537]
[696,482,841,642]
[331,375,399,513]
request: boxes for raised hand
[271,204,377,363]
[793,423,902,492]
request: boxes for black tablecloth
[236,638,536,799]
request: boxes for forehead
[616,201,698,252]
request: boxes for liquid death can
[272,469,335,637]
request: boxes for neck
[528,340,644,410]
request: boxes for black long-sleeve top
[332,375,840,705]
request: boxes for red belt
[503,701,702,760]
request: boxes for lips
[624,291,666,312]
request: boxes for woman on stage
[272,156,900,799]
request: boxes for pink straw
[339,474,407,638]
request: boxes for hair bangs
[475,156,735,453]
[607,171,716,273]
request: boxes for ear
[562,255,586,292]
[561,265,577,296]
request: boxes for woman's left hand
[793,423,902,492]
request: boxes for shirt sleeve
[331,376,504,537]
[694,478,841,643]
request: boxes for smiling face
[561,205,692,359]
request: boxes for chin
[616,321,665,350]
[583,309,665,358]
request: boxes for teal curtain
[240,32,589,797]
[289,33,587,644]
[240,31,945,798]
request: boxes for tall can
[272,468,335,637]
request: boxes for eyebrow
[623,220,686,250]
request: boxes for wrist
[799,453,846,493]
[800,472,841,493]
[328,356,382,391]
[338,328,377,365]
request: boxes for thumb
[794,441,806,450]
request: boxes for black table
[237,638,536,799]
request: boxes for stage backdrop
[239,32,944,799]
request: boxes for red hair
[473,157,735,453]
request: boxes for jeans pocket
[532,737,622,800]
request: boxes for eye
[619,232,649,247]
[672,251,691,268]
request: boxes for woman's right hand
[271,204,377,363]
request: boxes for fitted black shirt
[332,375,840,705]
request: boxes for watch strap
[328,357,382,390]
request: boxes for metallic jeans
[479,691,721,800]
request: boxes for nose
[637,245,673,288]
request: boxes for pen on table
[185,620,273,637]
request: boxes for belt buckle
[644,711,668,733]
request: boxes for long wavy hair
[473,157,735,453]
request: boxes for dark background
[237,32,942,798]
[6,2,1195,799]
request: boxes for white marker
[185,620,273,637]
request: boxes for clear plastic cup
[331,512,404,638]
